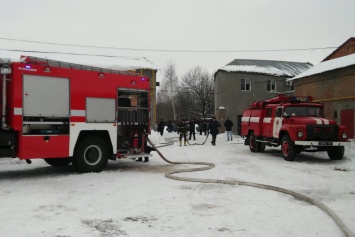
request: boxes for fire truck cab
[0,56,153,172]
[241,94,350,161]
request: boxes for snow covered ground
[0,131,354,237]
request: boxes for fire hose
[186,132,209,146]
[147,138,354,237]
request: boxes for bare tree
[158,62,179,120]
[181,66,214,119]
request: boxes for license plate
[319,141,333,145]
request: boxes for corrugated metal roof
[290,53,355,80]
[219,59,312,77]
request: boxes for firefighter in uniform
[177,119,188,146]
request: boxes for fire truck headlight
[342,133,347,139]
[297,131,304,138]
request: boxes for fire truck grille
[306,125,338,141]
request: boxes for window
[265,108,272,117]
[333,111,337,119]
[276,108,283,117]
[241,78,251,91]
[267,80,276,92]
[286,80,295,90]
[283,106,324,117]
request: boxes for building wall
[294,66,355,138]
[214,70,292,134]
[323,39,355,61]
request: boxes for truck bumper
[294,141,350,147]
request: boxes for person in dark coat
[208,117,221,145]
[189,119,196,140]
[167,120,173,133]
[198,121,203,135]
[177,119,188,146]
[224,118,234,141]
[203,120,208,135]
[158,119,165,136]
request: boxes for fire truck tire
[73,136,109,173]
[248,132,259,152]
[327,147,344,160]
[44,158,71,167]
[258,143,266,152]
[281,135,297,161]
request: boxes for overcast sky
[1,0,354,81]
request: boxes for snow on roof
[49,54,159,71]
[217,59,312,77]
[8,53,159,71]
[219,65,289,76]
[290,53,355,80]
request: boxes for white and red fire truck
[241,94,350,161]
[0,56,154,172]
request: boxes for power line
[0,48,125,58]
[0,37,337,53]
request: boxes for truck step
[116,152,153,159]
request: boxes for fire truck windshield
[283,106,323,117]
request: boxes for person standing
[189,119,196,140]
[198,120,203,135]
[177,119,188,146]
[224,118,234,141]
[158,119,165,136]
[167,119,173,133]
[203,120,208,135]
[209,117,221,146]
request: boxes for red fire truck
[241,94,350,161]
[0,56,153,172]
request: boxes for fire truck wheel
[258,143,266,152]
[281,135,297,161]
[44,158,71,167]
[73,136,109,173]
[248,132,259,152]
[327,147,344,160]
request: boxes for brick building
[289,38,355,138]
[322,37,355,61]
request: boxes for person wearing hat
[177,119,189,146]
[208,116,221,145]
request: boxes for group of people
[175,117,233,146]
[157,117,234,146]
[157,119,176,135]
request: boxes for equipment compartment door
[23,75,69,117]
[19,135,70,159]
